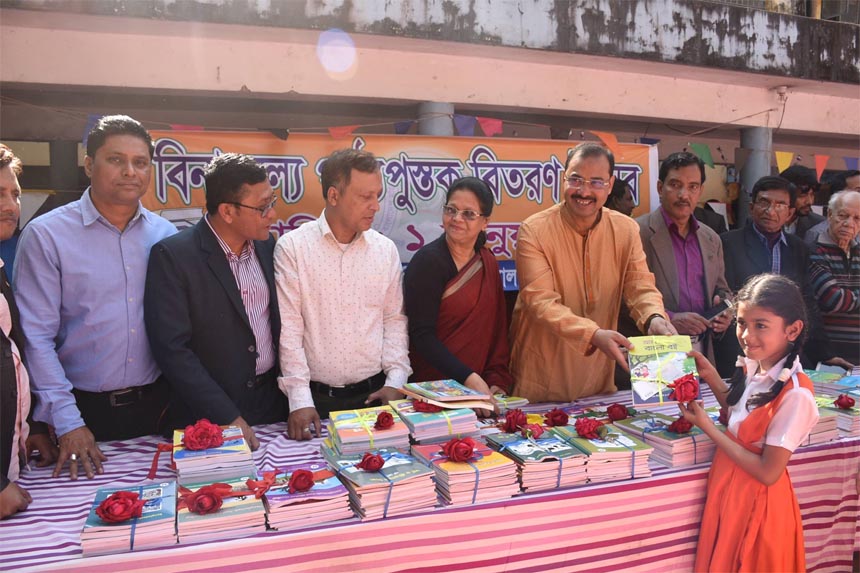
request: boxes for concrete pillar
[49,141,79,193]
[417,102,454,136]
[738,127,772,228]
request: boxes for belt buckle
[109,388,136,407]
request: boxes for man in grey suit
[637,152,732,360]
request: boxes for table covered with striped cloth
[3,392,858,573]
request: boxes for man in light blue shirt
[13,116,176,480]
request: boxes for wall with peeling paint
[4,0,858,83]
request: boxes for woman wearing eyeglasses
[403,177,513,413]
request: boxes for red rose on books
[413,400,443,413]
[543,408,569,427]
[287,469,315,493]
[521,423,544,439]
[717,407,728,426]
[835,394,855,409]
[667,417,693,434]
[668,374,699,403]
[95,491,145,523]
[502,408,527,433]
[574,417,602,439]
[185,484,227,515]
[374,411,395,430]
[182,419,224,451]
[442,437,476,462]
[606,403,629,421]
[356,453,385,472]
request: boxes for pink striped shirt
[205,216,275,375]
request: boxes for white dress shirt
[274,210,411,412]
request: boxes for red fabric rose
[606,403,629,421]
[717,407,728,427]
[184,484,230,515]
[95,491,145,523]
[355,453,385,472]
[667,417,694,434]
[668,373,700,403]
[574,418,603,439]
[374,411,395,430]
[502,408,527,433]
[543,408,569,427]
[521,423,544,439]
[442,437,476,462]
[413,400,443,413]
[834,394,856,410]
[287,469,315,493]
[182,419,225,451]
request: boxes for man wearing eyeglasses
[715,175,853,375]
[780,165,825,239]
[637,152,732,362]
[511,142,675,403]
[144,153,286,449]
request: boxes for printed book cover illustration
[628,335,700,406]
[172,426,250,461]
[402,379,491,402]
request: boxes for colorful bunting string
[394,120,415,135]
[589,131,621,157]
[774,150,794,174]
[453,114,477,137]
[688,142,714,168]
[328,125,359,138]
[814,155,829,181]
[476,116,503,137]
[844,157,859,171]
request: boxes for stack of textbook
[554,425,653,483]
[401,379,495,412]
[613,413,716,468]
[176,473,266,543]
[485,430,588,492]
[264,462,352,530]
[321,441,436,520]
[411,440,519,506]
[327,405,411,455]
[172,426,256,485]
[390,399,479,443]
[815,396,860,437]
[799,409,839,446]
[81,482,178,556]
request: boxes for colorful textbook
[613,412,716,467]
[390,399,478,443]
[327,405,411,455]
[264,462,353,530]
[401,379,495,410]
[172,426,255,484]
[176,474,266,543]
[81,481,178,556]
[553,424,653,482]
[485,429,588,492]
[628,335,700,406]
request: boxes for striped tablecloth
[3,392,858,573]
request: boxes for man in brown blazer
[636,152,732,362]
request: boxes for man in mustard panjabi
[510,142,675,402]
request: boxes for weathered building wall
[5,0,859,83]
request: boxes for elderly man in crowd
[808,190,860,366]
[274,149,410,441]
[510,142,675,403]
[715,176,852,375]
[637,152,732,362]
[14,116,176,480]
[145,153,287,450]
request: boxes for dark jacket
[790,212,826,240]
[715,223,833,376]
[144,220,286,430]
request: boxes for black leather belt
[75,378,163,408]
[310,372,385,398]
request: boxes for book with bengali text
[628,335,700,407]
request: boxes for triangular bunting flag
[169,124,205,131]
[394,120,415,135]
[639,137,661,145]
[476,116,503,137]
[689,142,715,168]
[813,155,829,181]
[453,115,477,137]
[328,125,359,138]
[774,150,794,174]
[844,156,859,171]
[82,114,104,149]
[589,131,621,157]
[734,147,752,172]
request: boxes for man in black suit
[780,165,825,238]
[715,175,853,376]
[145,153,287,449]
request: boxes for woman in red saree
[403,177,513,408]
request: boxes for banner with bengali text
[143,132,655,290]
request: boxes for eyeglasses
[663,180,702,193]
[565,175,609,191]
[442,204,485,221]
[229,196,277,217]
[753,198,790,213]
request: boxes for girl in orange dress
[680,274,819,572]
